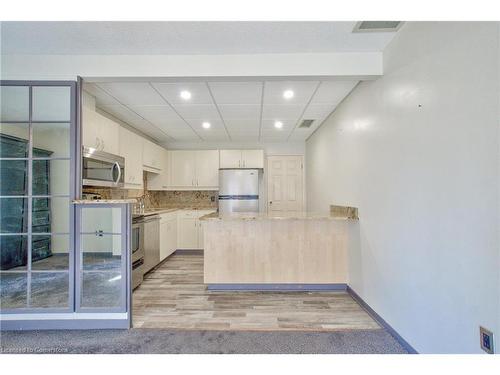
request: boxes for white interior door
[267,155,304,212]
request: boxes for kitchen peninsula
[201,211,357,288]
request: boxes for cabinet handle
[95,137,100,149]
[197,179,199,186]
[243,160,246,168]
[238,160,241,168]
[192,178,194,186]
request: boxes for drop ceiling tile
[218,104,261,120]
[151,82,213,105]
[230,134,260,141]
[173,103,220,119]
[130,105,183,123]
[263,81,319,105]
[261,118,297,131]
[288,131,310,141]
[301,104,335,120]
[201,132,231,141]
[83,84,116,106]
[96,82,165,105]
[208,82,263,104]
[224,119,260,130]
[310,81,358,104]
[261,104,305,120]
[98,104,172,142]
[183,118,226,132]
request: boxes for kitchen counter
[200,211,353,221]
[202,210,355,286]
[135,207,216,217]
[73,199,137,204]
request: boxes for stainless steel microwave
[82,147,125,187]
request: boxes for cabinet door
[170,151,196,187]
[242,150,264,168]
[177,217,198,249]
[220,150,242,168]
[195,150,219,187]
[119,127,143,189]
[147,148,169,190]
[159,220,169,261]
[82,108,100,149]
[166,218,177,257]
[197,219,204,249]
[99,115,119,155]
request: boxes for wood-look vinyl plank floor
[132,253,380,331]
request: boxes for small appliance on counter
[218,169,260,213]
[82,146,125,188]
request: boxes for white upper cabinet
[241,150,264,169]
[219,150,242,168]
[147,148,169,190]
[169,150,219,189]
[82,107,119,155]
[142,139,164,172]
[119,127,144,189]
[220,149,264,169]
[170,151,196,187]
[195,150,220,187]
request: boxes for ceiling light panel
[183,118,226,131]
[208,82,263,104]
[96,82,165,105]
[151,82,213,104]
[263,81,319,105]
[260,118,294,131]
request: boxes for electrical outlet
[480,326,494,354]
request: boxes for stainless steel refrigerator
[219,169,260,213]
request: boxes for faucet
[136,196,145,213]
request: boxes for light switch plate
[480,326,494,354]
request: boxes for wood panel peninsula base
[201,212,356,288]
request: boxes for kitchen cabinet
[169,150,219,189]
[147,148,169,190]
[142,139,164,172]
[195,150,219,187]
[82,107,119,155]
[119,126,144,189]
[220,149,264,169]
[177,210,215,250]
[159,212,177,261]
[170,150,196,187]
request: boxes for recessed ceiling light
[274,121,283,129]
[202,121,211,129]
[180,90,192,100]
[283,90,294,99]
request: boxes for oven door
[82,147,125,187]
[131,221,145,263]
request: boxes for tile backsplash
[82,186,218,209]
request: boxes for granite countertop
[73,199,138,204]
[199,211,354,221]
[135,207,217,217]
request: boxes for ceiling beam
[1,52,383,81]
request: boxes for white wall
[306,22,500,353]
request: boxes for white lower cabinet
[159,212,177,261]
[177,210,215,250]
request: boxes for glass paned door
[0,81,76,312]
[75,204,129,312]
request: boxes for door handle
[112,162,122,185]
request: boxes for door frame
[265,154,306,213]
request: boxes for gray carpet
[0,329,408,354]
